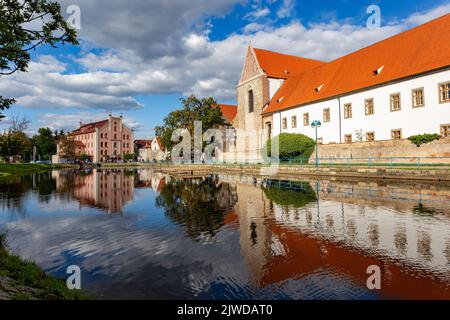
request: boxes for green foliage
[57,134,75,161]
[124,153,137,162]
[263,133,315,160]
[31,127,56,160]
[0,0,79,117]
[408,133,441,147]
[263,181,317,208]
[155,95,225,152]
[78,154,89,161]
[0,130,31,160]
[0,233,88,300]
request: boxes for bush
[408,133,441,147]
[263,133,315,160]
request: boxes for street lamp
[311,120,322,168]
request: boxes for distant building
[134,139,152,162]
[136,137,168,162]
[55,114,134,163]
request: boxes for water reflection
[0,169,449,299]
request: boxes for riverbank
[0,163,74,179]
[145,163,450,183]
[0,235,87,300]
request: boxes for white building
[225,13,450,160]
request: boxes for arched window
[248,90,254,113]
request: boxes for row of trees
[0,115,66,162]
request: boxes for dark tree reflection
[156,177,236,240]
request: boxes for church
[218,13,450,162]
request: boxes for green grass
[0,163,67,179]
[0,234,89,300]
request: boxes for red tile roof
[71,119,109,135]
[253,48,325,79]
[74,140,85,147]
[155,137,164,149]
[264,13,450,114]
[218,104,237,123]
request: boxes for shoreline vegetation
[0,163,74,179]
[0,235,88,300]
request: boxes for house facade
[56,114,134,163]
[223,13,450,161]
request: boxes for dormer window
[373,65,384,75]
[277,96,285,103]
[315,84,324,92]
[284,70,289,75]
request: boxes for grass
[0,234,89,300]
[0,163,68,179]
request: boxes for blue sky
[0,0,449,138]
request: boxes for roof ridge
[253,47,324,63]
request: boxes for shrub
[408,133,441,147]
[263,133,315,160]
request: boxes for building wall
[310,136,450,163]
[271,69,450,144]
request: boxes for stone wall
[311,137,450,163]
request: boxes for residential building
[56,114,134,163]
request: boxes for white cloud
[277,0,294,19]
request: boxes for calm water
[0,169,449,300]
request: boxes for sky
[0,0,449,139]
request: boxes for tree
[0,130,31,161]
[124,153,137,162]
[31,127,56,160]
[264,133,316,160]
[155,95,225,152]
[0,0,79,117]
[58,134,75,161]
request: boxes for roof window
[373,65,384,75]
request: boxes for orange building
[58,114,134,163]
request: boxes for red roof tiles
[218,104,237,123]
[253,48,325,79]
[264,13,450,114]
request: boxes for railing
[150,156,450,168]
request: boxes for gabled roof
[253,48,324,79]
[218,104,237,123]
[74,140,85,147]
[264,13,450,114]
[71,119,109,135]
[153,137,164,149]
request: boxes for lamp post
[311,120,322,168]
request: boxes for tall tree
[57,134,75,161]
[32,127,56,160]
[0,0,78,117]
[155,95,225,152]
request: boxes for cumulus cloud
[0,1,448,117]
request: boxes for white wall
[268,78,284,101]
[272,69,450,144]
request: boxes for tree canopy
[0,0,78,117]
[31,127,56,160]
[154,95,225,152]
[263,133,316,160]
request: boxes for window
[390,93,401,112]
[412,88,424,107]
[100,142,103,147]
[365,98,374,115]
[303,113,309,126]
[282,117,287,130]
[441,124,450,137]
[105,142,108,147]
[248,90,254,113]
[344,103,352,119]
[266,122,272,139]
[344,134,352,144]
[391,129,402,140]
[114,134,117,139]
[105,133,108,139]
[366,132,375,142]
[317,138,323,145]
[100,133,103,138]
[439,81,450,103]
[323,108,330,122]
[291,116,297,128]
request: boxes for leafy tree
[58,134,75,161]
[78,153,89,161]
[263,133,315,160]
[0,0,79,117]
[31,127,56,160]
[155,95,225,153]
[0,130,31,161]
[124,153,137,162]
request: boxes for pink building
[66,114,134,162]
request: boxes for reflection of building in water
[219,175,450,299]
[54,170,135,214]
